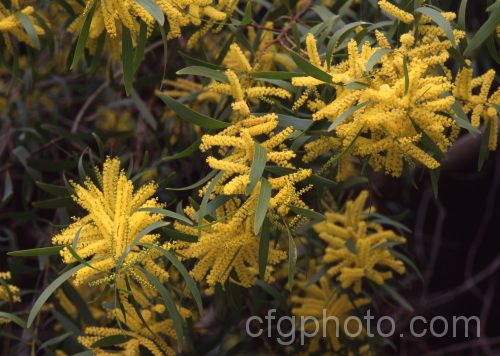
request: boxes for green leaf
[27,264,85,327]
[135,0,165,25]
[137,267,184,349]
[70,2,96,70]
[289,206,325,220]
[258,219,270,280]
[131,88,157,129]
[39,332,73,351]
[304,265,328,288]
[133,21,148,73]
[122,26,134,95]
[165,170,217,191]
[451,100,479,135]
[458,0,468,30]
[91,334,132,348]
[35,182,69,197]
[240,1,252,26]
[177,66,228,83]
[15,12,40,50]
[403,56,409,95]
[478,120,491,171]
[8,246,64,257]
[0,312,27,329]
[139,243,203,315]
[290,51,333,83]
[196,170,225,225]
[416,7,456,46]
[254,178,272,235]
[2,171,13,204]
[286,228,297,290]
[32,197,73,209]
[380,284,414,312]
[162,139,200,161]
[247,142,267,194]
[249,71,301,80]
[138,207,193,225]
[365,48,392,72]
[328,100,370,131]
[464,7,500,57]
[157,93,230,129]
[429,169,440,199]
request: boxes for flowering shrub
[0,0,498,354]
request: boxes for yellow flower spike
[314,191,406,293]
[306,33,322,67]
[378,0,415,24]
[52,157,169,287]
[224,43,252,72]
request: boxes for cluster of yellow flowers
[168,43,315,290]
[314,191,405,293]
[0,271,21,324]
[292,1,498,179]
[68,0,237,59]
[78,278,187,355]
[52,157,169,287]
[291,275,371,354]
[0,3,45,52]
[290,191,405,354]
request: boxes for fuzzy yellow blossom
[454,66,500,150]
[52,157,170,287]
[0,4,45,52]
[293,17,463,177]
[249,22,296,72]
[68,0,237,59]
[378,0,414,24]
[291,276,370,353]
[0,271,21,324]
[314,191,406,293]
[174,197,287,289]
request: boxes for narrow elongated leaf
[451,100,479,134]
[15,12,40,49]
[135,0,164,25]
[157,93,230,129]
[247,142,267,194]
[458,0,468,29]
[131,88,157,129]
[139,207,193,225]
[138,267,184,349]
[139,243,203,315]
[162,139,200,161]
[27,264,85,327]
[380,284,414,312]
[70,2,96,70]
[478,120,491,171]
[287,229,297,290]
[290,52,333,83]
[249,71,301,80]
[254,178,272,235]
[258,219,270,280]
[91,335,132,348]
[464,7,500,56]
[289,205,325,220]
[122,26,134,95]
[240,1,252,26]
[328,101,370,131]
[177,66,228,83]
[365,48,392,72]
[133,21,148,73]
[416,7,456,46]
[8,246,64,257]
[0,312,27,329]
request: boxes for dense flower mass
[2,0,499,354]
[52,157,169,287]
[314,191,406,293]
